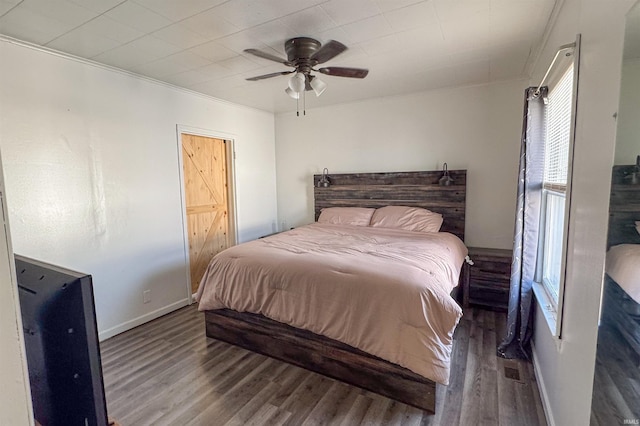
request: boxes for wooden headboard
[608,165,640,247]
[313,170,467,241]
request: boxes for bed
[196,170,467,412]
[602,165,640,360]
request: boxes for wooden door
[182,134,229,293]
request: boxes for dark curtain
[497,87,547,360]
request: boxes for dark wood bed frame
[607,165,640,247]
[204,170,467,412]
[602,165,640,362]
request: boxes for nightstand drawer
[469,276,510,290]
[470,260,511,277]
[470,272,510,285]
[469,283,510,309]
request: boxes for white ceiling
[0,0,556,113]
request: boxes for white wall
[275,79,526,249]
[615,59,640,165]
[0,40,277,340]
[0,152,33,426]
[529,1,636,425]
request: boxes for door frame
[176,125,238,304]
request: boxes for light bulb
[310,77,327,96]
[285,87,300,99]
[288,72,306,93]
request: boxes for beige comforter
[607,244,640,304]
[196,223,467,385]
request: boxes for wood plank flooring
[590,323,640,426]
[101,305,546,426]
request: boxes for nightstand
[463,247,512,311]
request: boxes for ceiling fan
[244,37,369,103]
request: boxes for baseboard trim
[98,298,189,341]
[531,342,556,426]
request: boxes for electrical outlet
[143,290,151,304]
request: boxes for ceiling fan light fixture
[310,77,327,96]
[285,87,300,99]
[243,37,369,115]
[288,72,306,93]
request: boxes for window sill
[532,281,559,338]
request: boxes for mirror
[590,2,640,424]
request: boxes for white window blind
[543,63,574,190]
[539,62,575,308]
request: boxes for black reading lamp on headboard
[439,163,454,186]
[317,168,330,187]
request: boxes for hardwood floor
[590,323,640,426]
[101,305,547,426]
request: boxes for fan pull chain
[303,89,306,116]
[296,94,299,116]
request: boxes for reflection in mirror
[590,2,640,424]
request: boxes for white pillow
[370,206,443,233]
[635,221,640,236]
[317,207,375,227]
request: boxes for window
[539,63,574,306]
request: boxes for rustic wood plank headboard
[313,170,467,241]
[608,165,640,248]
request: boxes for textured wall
[275,79,526,249]
[0,40,277,340]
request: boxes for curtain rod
[533,42,576,97]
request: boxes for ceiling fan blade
[310,40,347,64]
[244,48,293,66]
[246,71,294,81]
[318,67,369,78]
